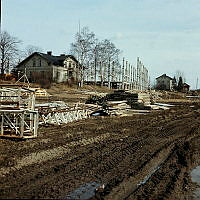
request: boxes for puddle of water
[137,166,160,186]
[65,182,101,200]
[191,166,200,199]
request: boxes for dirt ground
[1,86,200,199]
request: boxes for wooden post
[122,58,125,89]
[137,57,139,90]
[108,58,111,88]
[125,61,128,89]
[1,113,4,135]
[94,55,97,85]
[34,112,38,137]
[100,61,103,86]
[30,113,33,132]
[128,63,131,85]
[134,67,136,90]
[112,61,115,82]
[20,112,24,137]
[103,62,106,86]
[131,65,133,90]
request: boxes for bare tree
[175,70,186,83]
[71,27,96,64]
[23,45,43,57]
[0,31,21,74]
[96,39,121,83]
[70,27,121,86]
[70,27,97,86]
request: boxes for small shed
[182,83,190,92]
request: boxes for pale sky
[2,0,200,88]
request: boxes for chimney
[47,51,52,56]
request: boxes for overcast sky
[2,0,200,88]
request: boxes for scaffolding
[37,102,100,126]
[0,85,38,139]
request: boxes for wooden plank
[0,135,36,139]
[1,114,4,135]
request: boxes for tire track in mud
[0,133,111,177]
[105,142,175,200]
[1,104,200,199]
[98,110,200,199]
[125,141,191,200]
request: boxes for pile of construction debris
[86,90,172,116]
[0,84,174,139]
[36,101,101,126]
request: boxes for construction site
[0,78,200,200]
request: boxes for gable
[156,74,172,80]
[64,57,77,64]
[16,52,79,70]
[17,53,49,69]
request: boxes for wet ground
[1,101,200,199]
[191,166,200,199]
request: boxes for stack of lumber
[35,88,50,97]
[106,100,131,116]
[105,90,137,101]
[105,90,151,106]
[137,92,151,106]
[107,101,131,110]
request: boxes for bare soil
[1,87,200,199]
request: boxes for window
[39,59,42,67]
[56,71,60,80]
[68,71,73,78]
[69,62,72,68]
[33,59,36,67]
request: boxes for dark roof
[183,83,190,87]
[16,52,79,67]
[156,74,173,80]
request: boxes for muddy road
[0,102,200,199]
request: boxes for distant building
[16,51,81,83]
[156,74,173,90]
[182,83,190,92]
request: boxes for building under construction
[84,57,149,90]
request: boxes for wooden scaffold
[0,85,38,139]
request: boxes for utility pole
[77,20,81,88]
[0,0,1,34]
[196,77,198,90]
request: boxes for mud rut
[1,103,200,199]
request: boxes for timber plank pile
[86,90,152,116]
[105,90,151,106]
